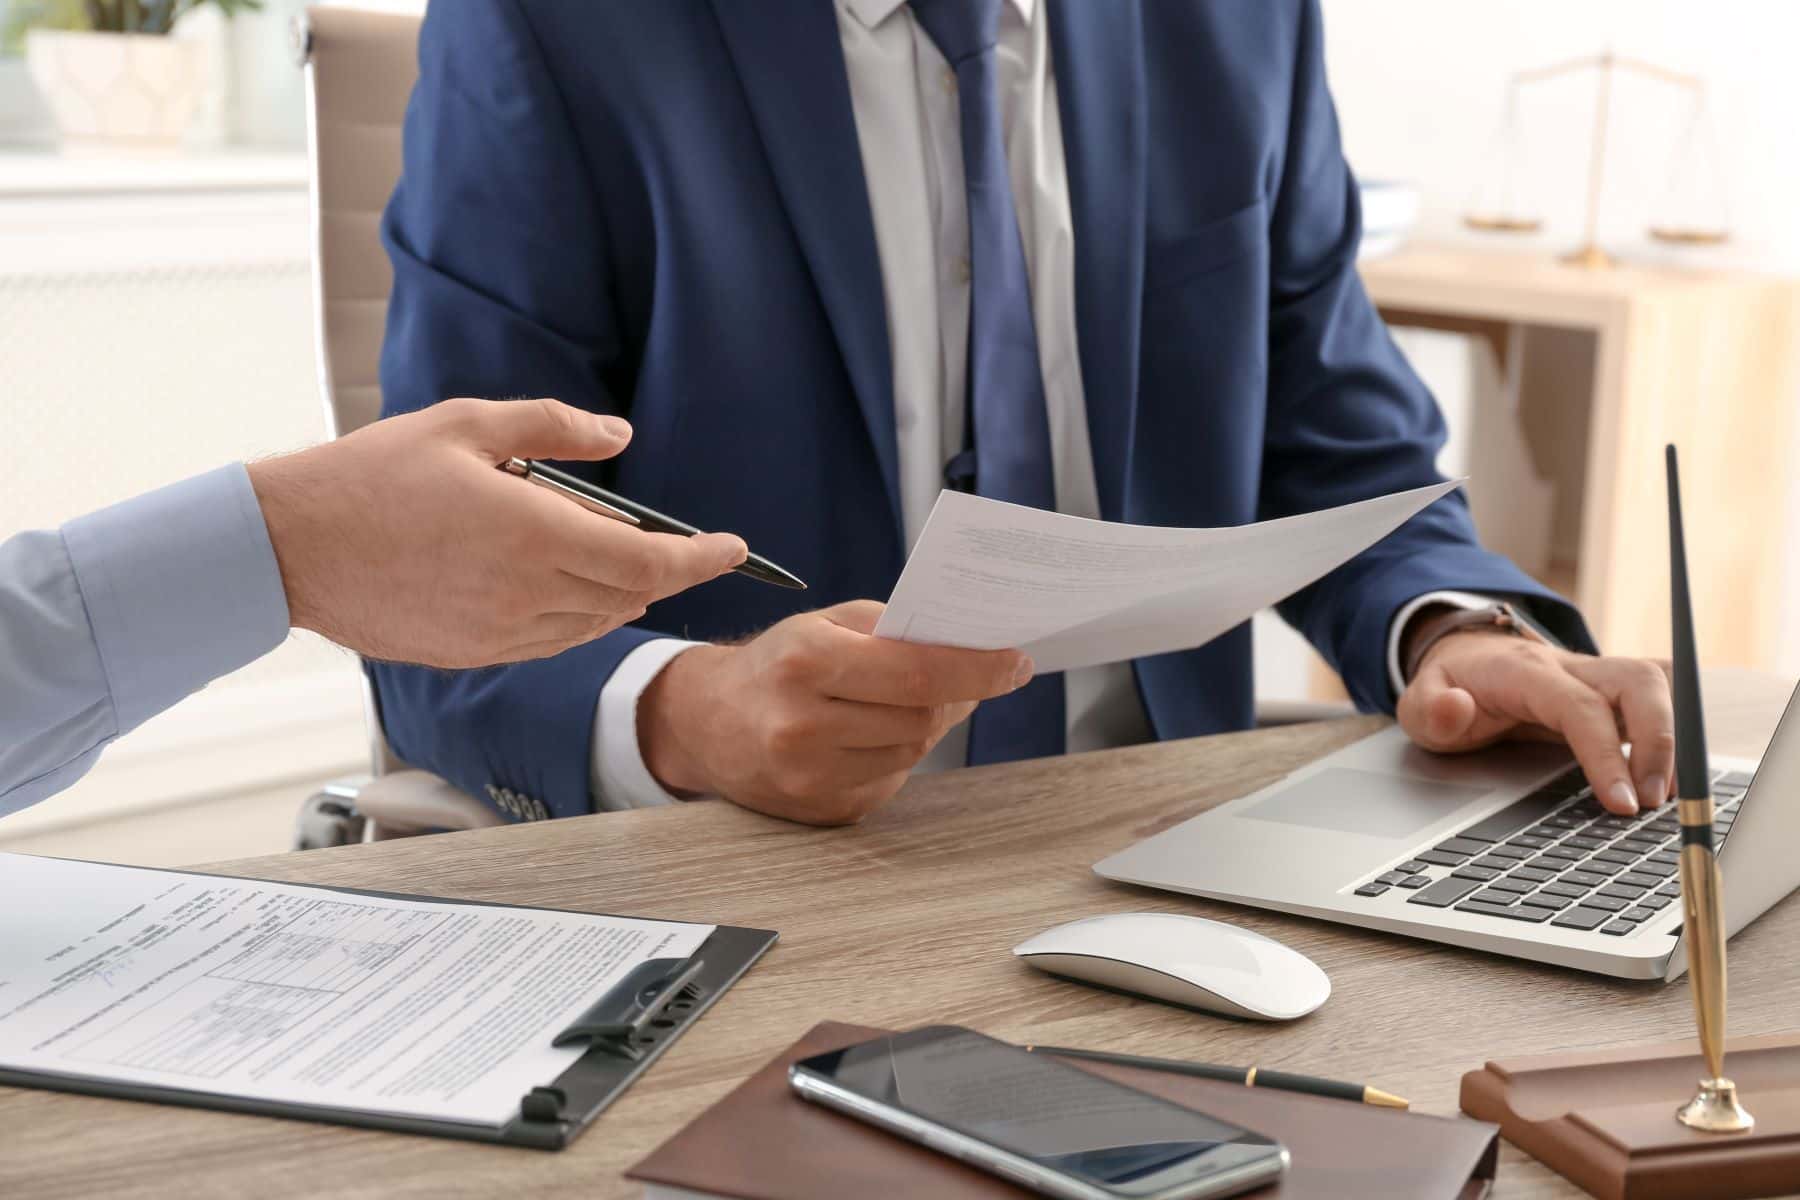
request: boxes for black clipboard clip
[519,955,708,1127]
[556,954,708,1060]
[502,928,773,1145]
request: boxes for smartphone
[788,1026,1289,1200]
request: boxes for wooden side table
[1361,244,1800,667]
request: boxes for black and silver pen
[1026,1045,1409,1109]
[500,457,807,591]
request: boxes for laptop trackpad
[1240,767,1493,839]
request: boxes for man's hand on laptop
[1397,632,1675,817]
[638,600,1032,825]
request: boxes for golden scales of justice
[1465,51,1731,268]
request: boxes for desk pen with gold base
[1665,444,1754,1134]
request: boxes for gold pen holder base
[1677,1077,1756,1133]
[1560,242,1616,270]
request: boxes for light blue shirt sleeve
[0,464,291,818]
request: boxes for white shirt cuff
[1386,589,1499,700]
[590,637,706,811]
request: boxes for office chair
[286,6,1351,849]
[293,6,503,847]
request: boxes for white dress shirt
[589,0,1483,811]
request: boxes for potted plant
[7,0,263,148]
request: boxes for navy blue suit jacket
[375,0,1589,818]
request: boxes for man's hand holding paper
[639,482,1455,828]
[639,601,1032,826]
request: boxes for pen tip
[1364,1087,1410,1109]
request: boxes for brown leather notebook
[628,1022,1499,1200]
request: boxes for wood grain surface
[3,670,1794,1200]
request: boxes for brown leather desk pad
[629,1021,1499,1199]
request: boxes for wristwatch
[1402,599,1560,684]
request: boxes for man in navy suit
[376,0,1677,827]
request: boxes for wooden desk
[1361,246,1800,670]
[4,671,1796,1199]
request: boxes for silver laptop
[1095,683,1800,981]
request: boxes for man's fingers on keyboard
[1565,656,1676,810]
[1522,669,1639,816]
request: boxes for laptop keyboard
[1353,766,1751,938]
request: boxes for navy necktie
[910,0,1065,766]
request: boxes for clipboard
[0,870,777,1151]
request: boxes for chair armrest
[293,770,504,849]
[1254,699,1357,727]
[294,776,372,849]
[352,770,507,840]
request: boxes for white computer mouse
[1012,912,1330,1021]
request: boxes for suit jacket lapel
[1048,0,1146,523]
[708,0,902,534]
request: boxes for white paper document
[0,854,713,1126]
[874,481,1461,673]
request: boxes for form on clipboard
[0,854,776,1148]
